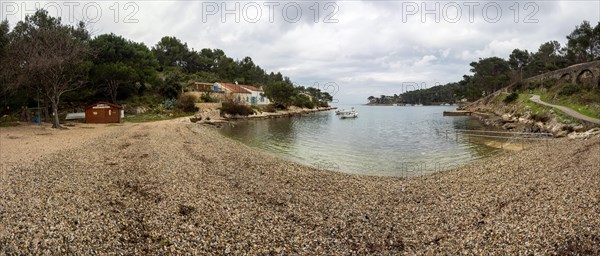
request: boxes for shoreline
[1,121,599,254]
[192,106,336,125]
[227,106,337,120]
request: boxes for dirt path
[1,120,599,254]
[530,94,600,125]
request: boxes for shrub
[559,83,580,97]
[153,104,166,114]
[319,101,330,107]
[221,100,254,116]
[259,104,277,113]
[531,112,551,123]
[503,92,519,104]
[126,95,163,107]
[543,79,556,89]
[291,94,315,108]
[163,98,176,110]
[272,103,287,110]
[200,93,219,103]
[562,125,575,132]
[176,93,199,112]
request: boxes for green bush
[221,101,254,116]
[559,83,580,97]
[291,94,315,108]
[543,79,556,89]
[258,104,277,113]
[176,93,199,112]
[200,93,219,103]
[163,98,176,110]
[503,92,519,103]
[126,95,163,107]
[531,112,551,123]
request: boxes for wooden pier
[443,111,472,116]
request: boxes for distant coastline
[365,103,455,106]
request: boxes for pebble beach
[1,120,598,254]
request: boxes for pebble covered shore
[1,121,598,254]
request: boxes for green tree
[0,20,8,59]
[90,33,158,103]
[291,93,314,108]
[90,63,136,103]
[508,49,531,79]
[469,57,511,95]
[263,81,295,107]
[0,20,9,94]
[152,36,190,69]
[7,10,91,128]
[532,41,563,72]
[567,20,599,62]
[159,70,184,98]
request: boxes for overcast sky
[2,1,599,103]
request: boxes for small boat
[339,108,358,119]
[340,112,358,118]
[336,109,352,115]
[336,107,356,115]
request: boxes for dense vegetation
[0,10,331,127]
[369,20,600,105]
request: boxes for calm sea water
[219,105,499,176]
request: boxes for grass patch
[0,122,19,127]
[123,112,194,123]
[538,91,600,120]
[503,92,519,103]
[518,93,581,125]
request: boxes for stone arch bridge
[465,60,600,111]
[523,60,600,87]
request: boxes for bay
[219,105,500,176]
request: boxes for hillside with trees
[369,20,600,106]
[0,10,331,128]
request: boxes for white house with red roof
[215,82,270,106]
[239,84,270,106]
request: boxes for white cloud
[1,0,598,104]
[414,55,438,67]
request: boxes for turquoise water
[219,105,498,176]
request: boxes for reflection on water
[219,105,500,176]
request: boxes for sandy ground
[0,120,598,254]
[1,122,132,167]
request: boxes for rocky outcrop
[469,100,589,138]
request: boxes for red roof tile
[240,85,262,91]
[219,83,251,94]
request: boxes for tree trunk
[50,97,60,128]
[108,80,119,104]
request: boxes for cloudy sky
[2,1,599,103]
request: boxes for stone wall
[195,103,222,110]
[523,60,600,87]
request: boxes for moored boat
[339,108,358,118]
[340,112,358,118]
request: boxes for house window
[260,96,264,102]
[246,96,249,102]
